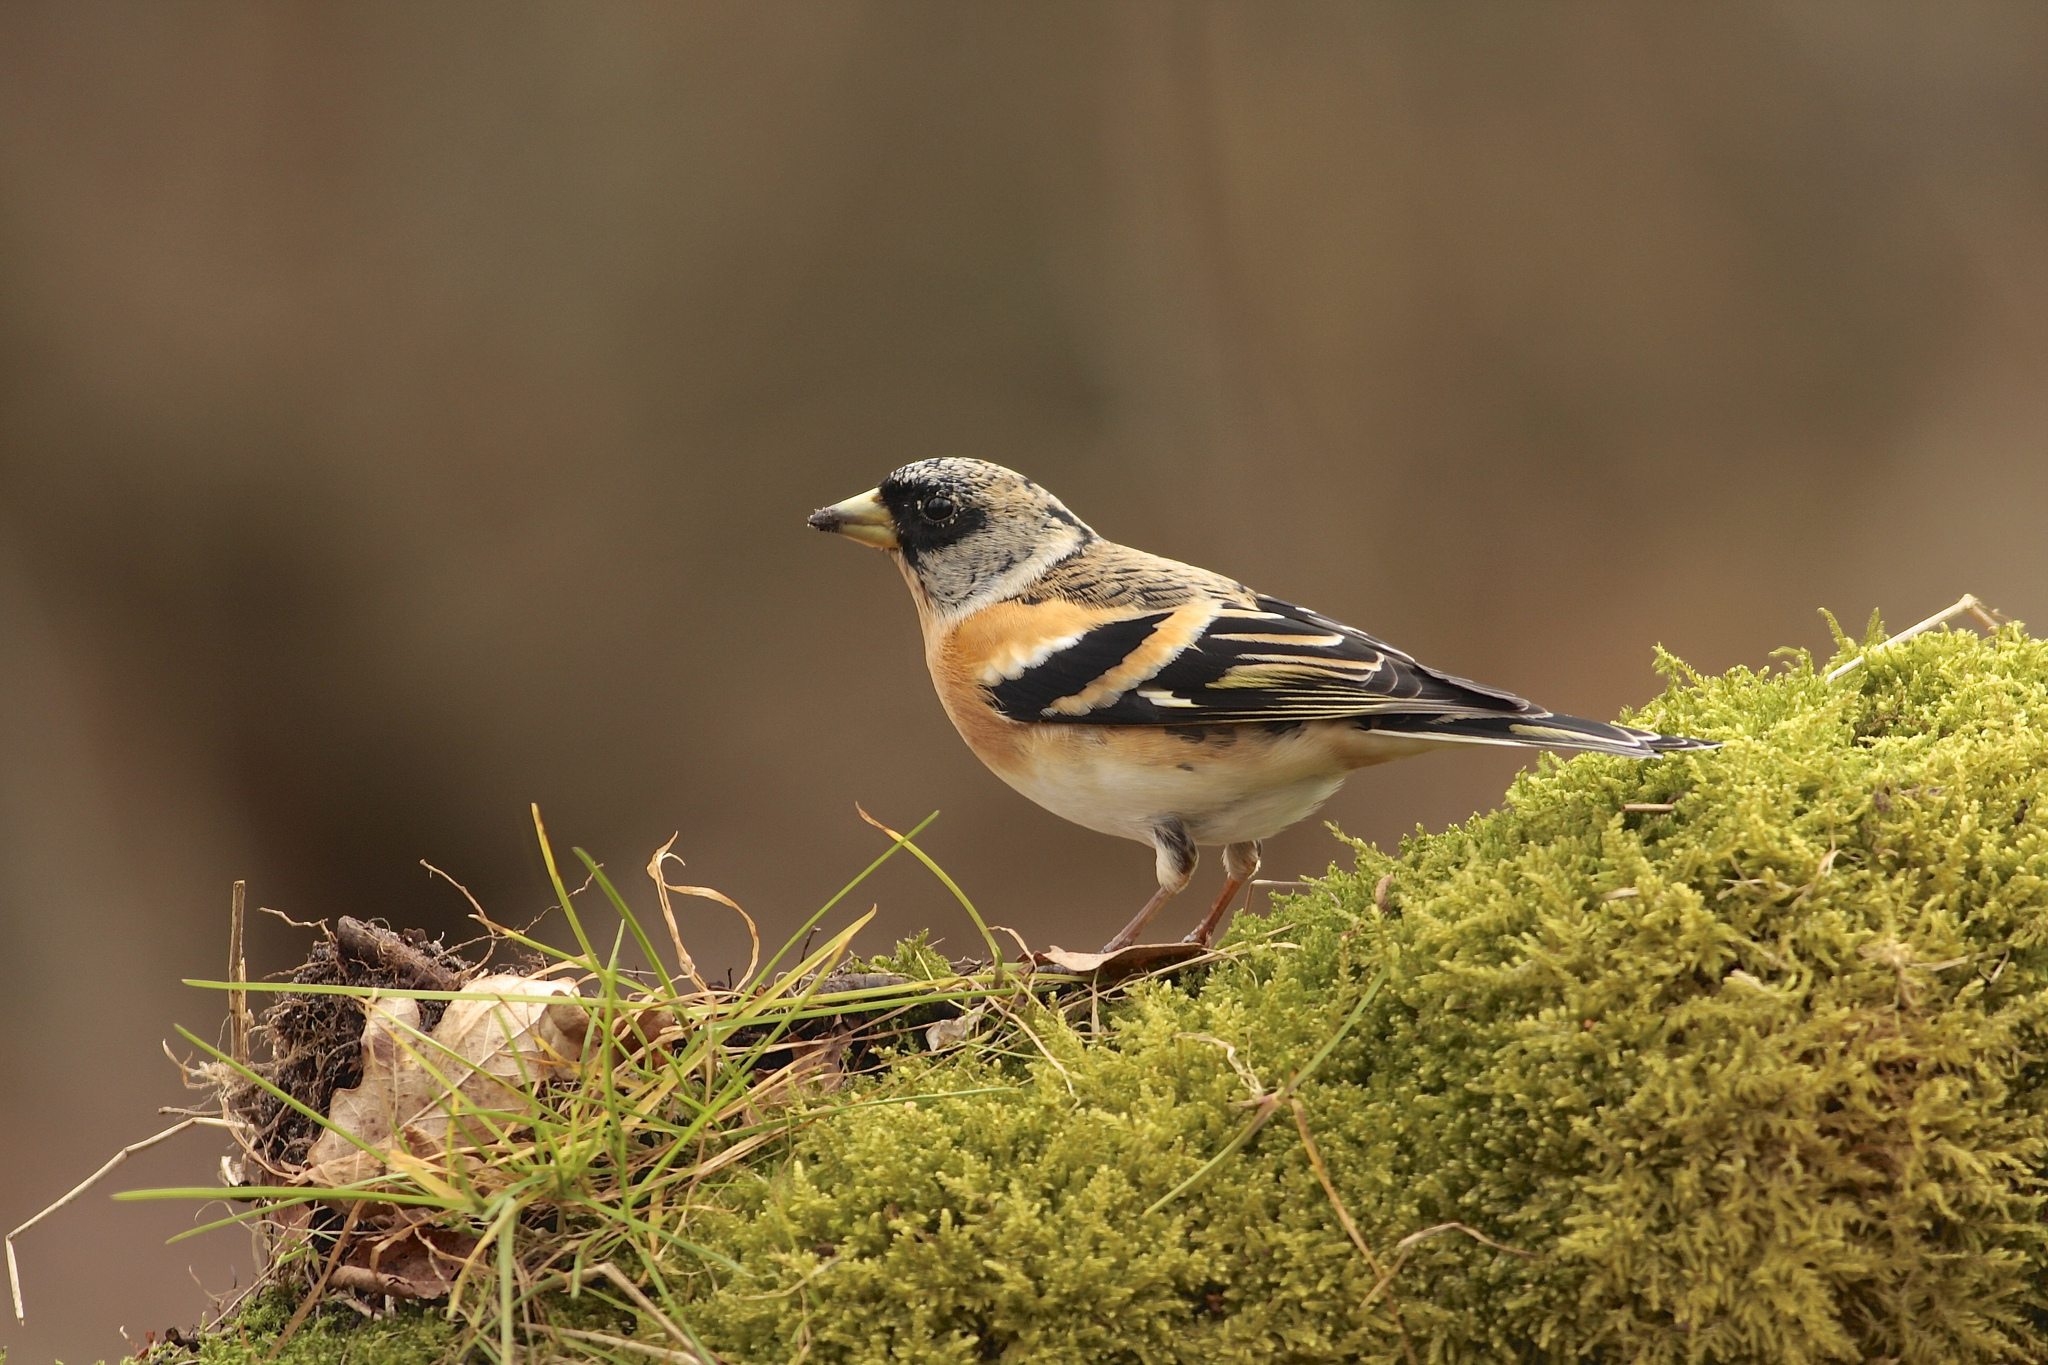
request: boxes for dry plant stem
[261,1202,362,1364]
[857,804,1008,987]
[1248,879,1313,915]
[985,997,1076,1098]
[421,860,491,923]
[537,1325,709,1364]
[1289,1099,1416,1365]
[994,924,1036,968]
[534,1262,700,1351]
[230,879,250,1067]
[647,834,708,991]
[1287,1099,1385,1278]
[7,1116,229,1322]
[1360,1223,1533,1315]
[647,833,756,993]
[1826,593,2005,682]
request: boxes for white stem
[1825,594,1997,682]
[8,1116,228,1322]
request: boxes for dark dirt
[230,917,487,1175]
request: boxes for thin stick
[260,1202,360,1363]
[985,997,1076,1098]
[229,880,249,1067]
[1360,1223,1533,1315]
[8,1117,225,1322]
[1826,593,2005,682]
[531,1261,700,1350]
[1288,1100,1381,1274]
[1291,1099,1414,1365]
[534,1326,708,1363]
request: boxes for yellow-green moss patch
[191,622,2048,1364]
[680,624,2048,1364]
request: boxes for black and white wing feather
[987,594,1713,758]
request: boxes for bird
[807,458,1715,955]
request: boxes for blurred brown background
[3,3,2046,1358]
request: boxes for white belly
[989,722,1358,848]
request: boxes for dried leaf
[1030,942,1209,978]
[925,1005,985,1050]
[328,1220,479,1300]
[299,974,589,1185]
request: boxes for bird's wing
[977,593,1542,725]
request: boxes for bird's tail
[1359,710,1718,759]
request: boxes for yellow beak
[806,488,898,549]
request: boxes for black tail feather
[1361,711,1718,759]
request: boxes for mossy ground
[196,622,2048,1364]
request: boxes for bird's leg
[1184,840,1261,947]
[1099,820,1197,953]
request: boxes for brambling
[809,459,1714,954]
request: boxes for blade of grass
[533,804,600,959]
[1143,965,1387,1215]
[752,811,939,987]
[576,848,678,998]
[857,806,1005,986]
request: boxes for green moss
[679,626,2048,1364]
[203,623,2048,1363]
[187,1287,461,1365]
[182,1282,647,1365]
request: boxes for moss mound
[182,622,2048,1365]
[190,1288,462,1365]
[676,624,2048,1364]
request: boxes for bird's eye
[920,495,956,522]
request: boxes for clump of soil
[229,917,487,1175]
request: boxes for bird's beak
[806,488,898,549]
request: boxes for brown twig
[537,1326,709,1363]
[229,880,250,1067]
[334,916,467,992]
[530,1261,701,1351]
[8,1117,228,1322]
[1826,593,2008,682]
[1360,1223,1533,1315]
[261,1202,361,1363]
[1290,1099,1416,1365]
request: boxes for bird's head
[808,458,1094,621]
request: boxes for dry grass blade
[97,811,1086,1361]
[649,833,757,993]
[538,1325,710,1363]
[1826,593,2007,681]
[1361,1222,1534,1315]
[7,1116,229,1323]
[1289,1099,1415,1365]
[230,879,250,1067]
